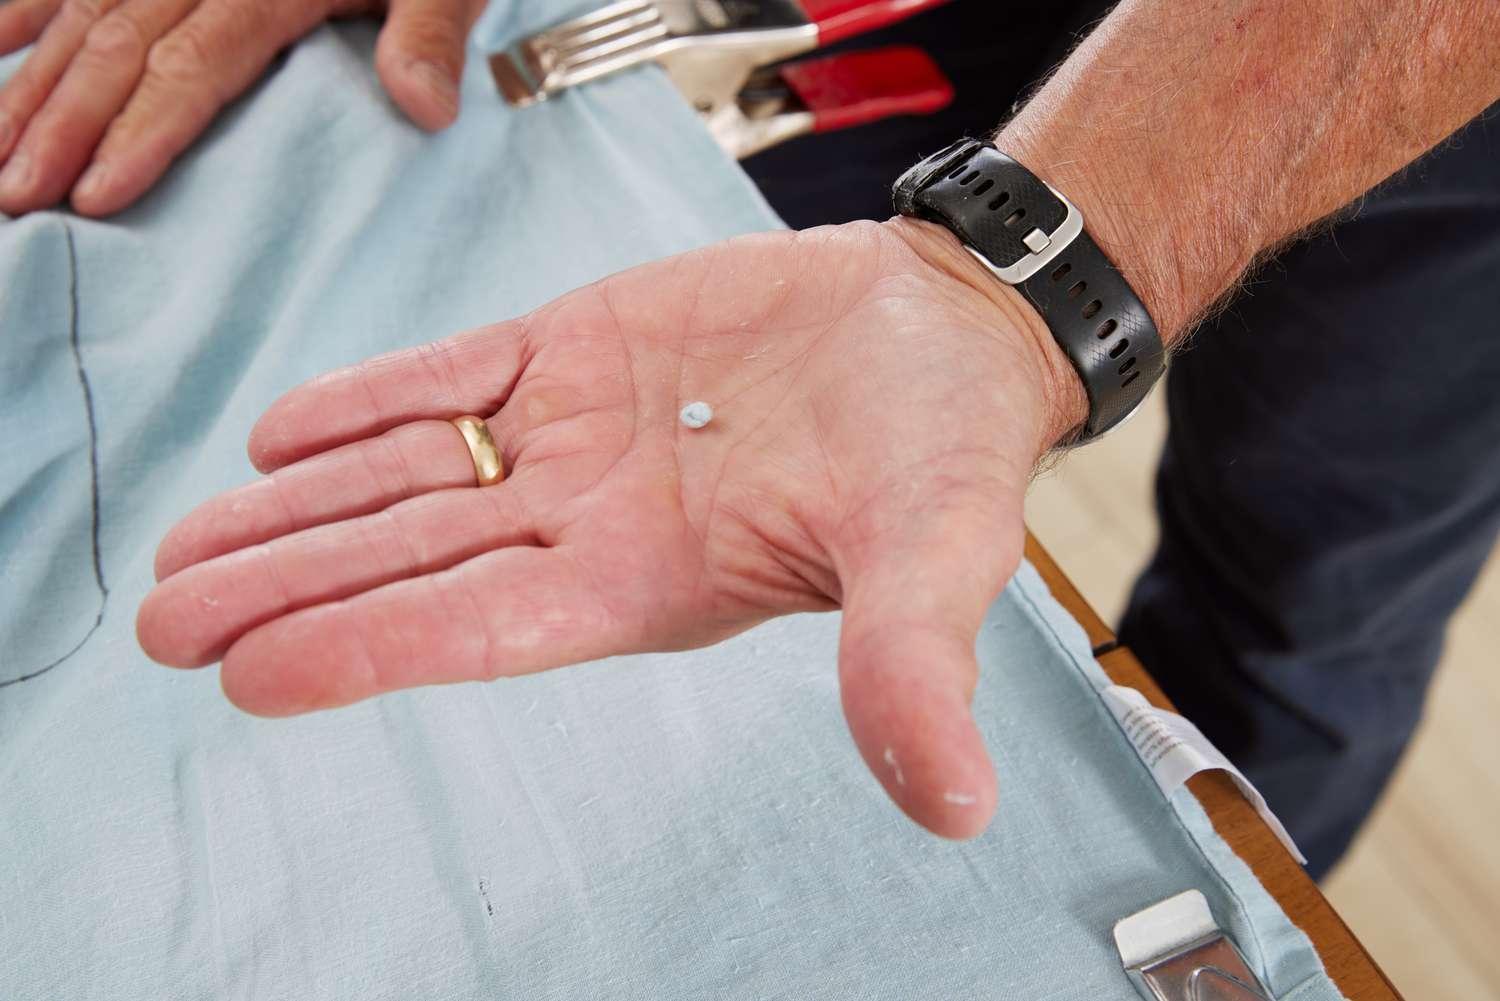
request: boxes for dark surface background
[741,0,1108,227]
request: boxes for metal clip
[711,46,951,158]
[490,0,953,156]
[1114,891,1278,1001]
[491,0,818,111]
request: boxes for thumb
[375,0,486,130]
[835,501,1023,840]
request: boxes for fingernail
[73,162,109,203]
[0,150,35,199]
[409,60,459,114]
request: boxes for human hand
[136,219,1087,838]
[0,0,488,217]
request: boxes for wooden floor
[1025,390,1500,1001]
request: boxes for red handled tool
[800,0,947,45]
[719,46,952,157]
[491,0,954,156]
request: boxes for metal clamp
[710,45,952,158]
[1114,891,1278,1001]
[491,0,818,112]
[490,0,954,158]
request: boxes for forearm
[999,0,1500,344]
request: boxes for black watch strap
[893,139,1165,440]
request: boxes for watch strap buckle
[895,140,1083,283]
[976,182,1083,284]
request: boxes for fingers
[0,0,109,168]
[0,0,62,57]
[154,418,484,581]
[835,501,1023,840]
[215,546,641,716]
[374,0,485,130]
[247,321,530,473]
[0,0,198,214]
[69,0,331,215]
[137,473,541,669]
[0,0,482,213]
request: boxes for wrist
[992,17,1270,344]
[994,126,1194,343]
[883,216,1090,452]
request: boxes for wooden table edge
[1023,532,1403,1001]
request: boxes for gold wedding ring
[451,416,505,486]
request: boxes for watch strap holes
[897,143,1163,441]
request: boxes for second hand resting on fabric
[129,0,1497,839]
[0,0,488,217]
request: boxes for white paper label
[1099,684,1307,865]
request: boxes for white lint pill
[679,401,713,429]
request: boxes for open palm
[138,219,1076,838]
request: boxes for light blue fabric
[0,8,1345,999]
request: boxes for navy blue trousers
[745,4,1500,878]
[1115,109,1500,877]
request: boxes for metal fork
[490,0,818,111]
